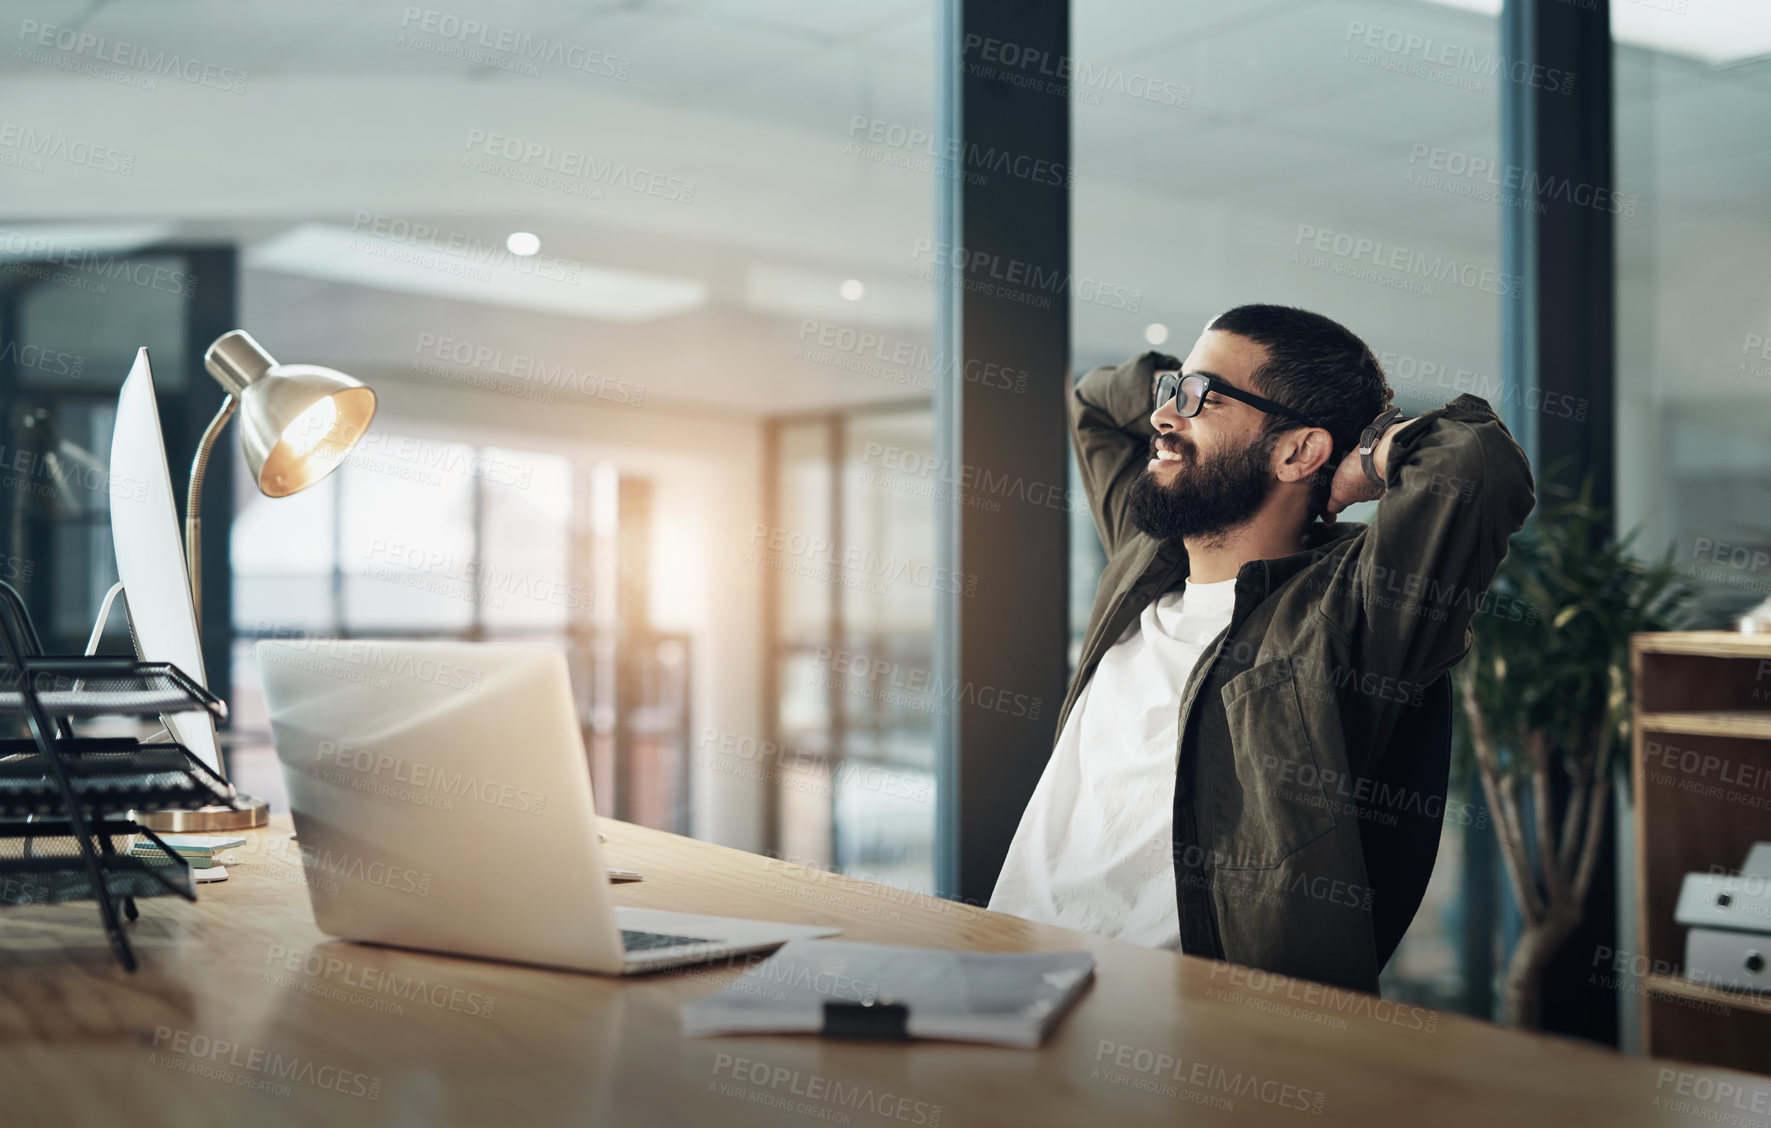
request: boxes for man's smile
[1148,437,1192,470]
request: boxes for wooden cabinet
[1631,631,1771,1075]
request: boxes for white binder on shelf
[1675,873,1771,934]
[1684,928,1771,995]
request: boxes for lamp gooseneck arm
[186,394,238,630]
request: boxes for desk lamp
[138,330,377,832]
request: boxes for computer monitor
[110,347,222,772]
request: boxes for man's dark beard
[1127,431,1276,544]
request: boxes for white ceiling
[0,0,1766,418]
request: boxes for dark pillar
[1502,0,1618,1045]
[934,0,1072,904]
[1502,0,1615,507]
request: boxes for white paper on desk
[680,939,1094,1048]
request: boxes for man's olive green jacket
[1064,351,1535,993]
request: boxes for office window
[340,438,478,631]
[767,406,939,894]
[1614,13,1771,621]
[480,447,575,632]
[229,429,685,829]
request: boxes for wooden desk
[0,818,1763,1126]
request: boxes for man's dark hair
[1208,303,1393,522]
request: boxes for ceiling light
[247,224,706,322]
[506,231,540,256]
[1144,323,1169,346]
[840,279,865,301]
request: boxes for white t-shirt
[988,577,1238,947]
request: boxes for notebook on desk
[681,939,1095,1048]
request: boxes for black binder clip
[821,998,910,1040]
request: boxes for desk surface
[0,818,1758,1127]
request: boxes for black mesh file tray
[0,738,234,818]
[0,819,196,906]
[0,658,226,720]
[0,580,233,970]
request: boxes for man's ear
[1271,427,1335,483]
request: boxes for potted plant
[1454,479,1695,1028]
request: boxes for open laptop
[255,639,838,974]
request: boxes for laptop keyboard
[622,929,716,952]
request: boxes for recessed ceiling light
[1144,323,1169,346]
[248,224,706,322]
[506,231,541,257]
[839,279,865,301]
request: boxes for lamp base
[134,793,270,833]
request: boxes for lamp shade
[203,330,376,498]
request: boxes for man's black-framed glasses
[1155,371,1319,429]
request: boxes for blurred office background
[0,0,1766,1045]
